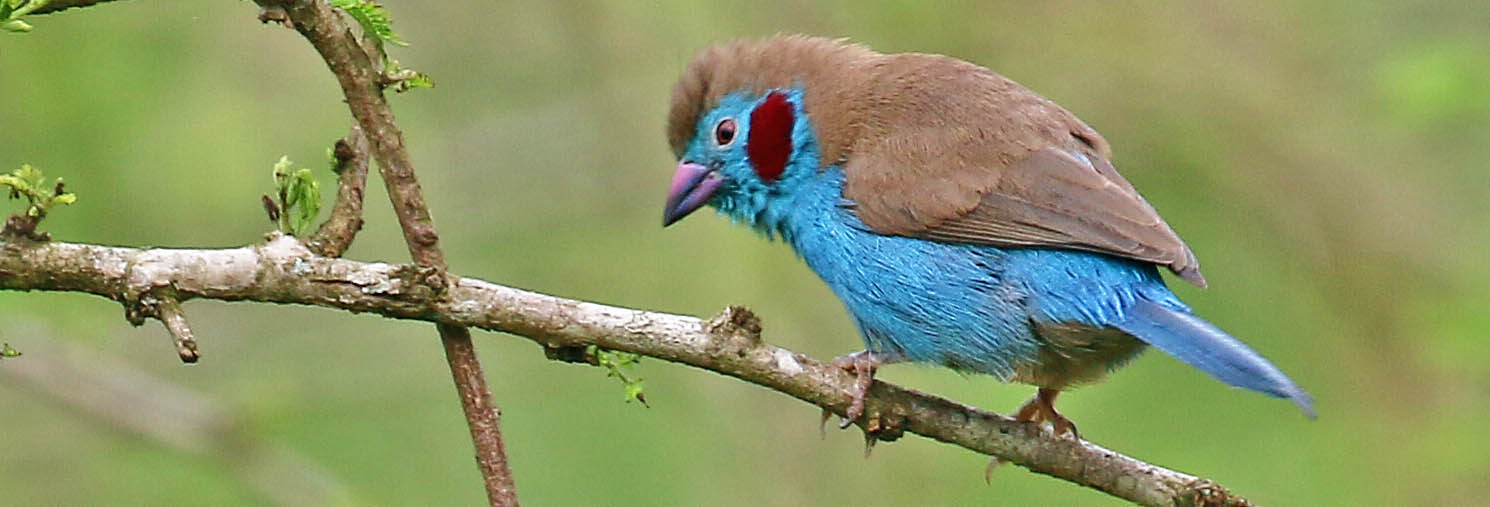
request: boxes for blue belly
[773,167,1186,380]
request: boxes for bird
[660,35,1314,439]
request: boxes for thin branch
[153,295,201,363]
[0,235,1253,507]
[307,123,371,258]
[251,1,518,504]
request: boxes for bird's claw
[1013,388,1081,440]
[831,352,879,428]
[985,457,1008,484]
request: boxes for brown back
[668,35,1205,286]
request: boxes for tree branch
[306,123,370,258]
[0,235,1252,507]
[153,295,201,363]
[252,1,518,503]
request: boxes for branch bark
[306,123,370,258]
[0,235,1253,507]
[252,1,518,504]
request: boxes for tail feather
[1116,299,1315,418]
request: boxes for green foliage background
[3,1,1488,505]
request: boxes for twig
[0,236,1255,507]
[251,1,518,504]
[153,295,200,363]
[307,123,371,258]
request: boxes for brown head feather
[667,35,878,163]
[666,35,1206,287]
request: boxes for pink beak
[662,161,723,226]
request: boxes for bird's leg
[822,350,904,432]
[1014,388,1080,440]
[988,388,1080,482]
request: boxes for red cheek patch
[747,91,794,184]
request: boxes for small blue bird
[662,35,1313,436]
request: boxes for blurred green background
[3,1,1488,505]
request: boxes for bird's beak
[662,161,722,226]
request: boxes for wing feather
[840,54,1205,286]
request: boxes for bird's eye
[714,118,737,146]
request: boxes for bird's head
[661,36,877,231]
[662,88,817,230]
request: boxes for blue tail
[1116,299,1315,418]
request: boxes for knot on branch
[703,306,763,359]
[1178,479,1251,507]
[705,305,761,340]
[389,263,446,296]
[861,410,907,443]
[256,5,292,28]
[2,215,48,241]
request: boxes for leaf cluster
[267,156,323,237]
[329,0,405,47]
[588,345,648,406]
[1,164,76,219]
[1,0,47,32]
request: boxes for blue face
[662,88,821,234]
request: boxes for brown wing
[849,143,1205,287]
[840,55,1205,286]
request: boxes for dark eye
[714,118,737,146]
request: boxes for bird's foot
[987,388,1080,483]
[1014,387,1080,440]
[826,350,893,430]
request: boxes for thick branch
[252,1,517,503]
[0,235,1252,507]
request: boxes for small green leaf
[1,18,32,32]
[329,0,407,47]
[3,164,76,224]
[289,169,321,236]
[587,345,648,406]
[1,343,20,358]
[269,156,323,236]
[272,155,293,183]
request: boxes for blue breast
[767,166,1189,379]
